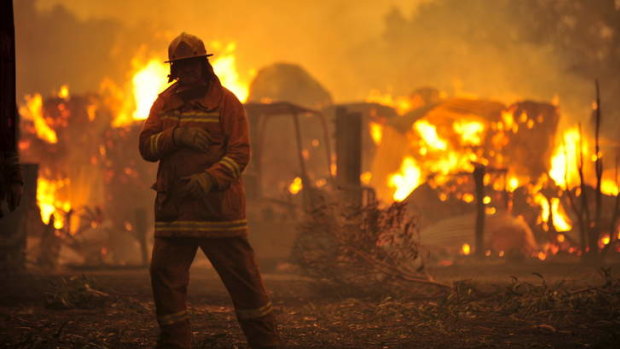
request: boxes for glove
[173,127,210,152]
[181,172,214,198]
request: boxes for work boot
[238,313,280,349]
[156,320,192,349]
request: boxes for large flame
[414,120,447,150]
[111,41,251,127]
[37,177,71,230]
[549,127,588,187]
[19,94,58,144]
[388,156,422,201]
[453,120,485,146]
[210,41,251,103]
[132,59,170,120]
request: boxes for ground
[1,260,619,348]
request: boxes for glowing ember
[461,243,471,255]
[360,171,372,185]
[19,94,58,144]
[369,122,383,145]
[288,177,303,195]
[414,120,447,150]
[388,157,422,201]
[598,234,611,249]
[507,176,520,192]
[58,84,70,100]
[537,251,547,261]
[462,193,474,203]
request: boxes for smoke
[16,0,620,141]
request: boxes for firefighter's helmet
[165,32,213,63]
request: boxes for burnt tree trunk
[0,0,17,155]
[335,107,362,209]
[473,164,486,258]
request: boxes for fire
[534,193,572,232]
[388,157,422,201]
[549,127,587,187]
[461,243,471,255]
[210,42,251,102]
[365,89,413,115]
[507,176,520,192]
[453,120,485,146]
[414,120,447,150]
[360,171,372,185]
[601,179,619,196]
[37,177,71,230]
[131,59,170,121]
[58,84,70,100]
[111,41,250,127]
[369,122,383,145]
[288,177,303,195]
[19,94,58,144]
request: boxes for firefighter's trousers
[150,236,279,349]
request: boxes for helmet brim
[164,53,213,63]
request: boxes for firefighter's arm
[138,98,178,162]
[205,91,250,189]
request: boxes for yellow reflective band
[220,159,239,178]
[150,132,162,155]
[161,116,219,123]
[155,219,248,232]
[155,219,247,226]
[161,111,219,123]
[158,310,189,326]
[236,302,273,320]
[220,156,241,178]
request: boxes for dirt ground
[1,261,619,348]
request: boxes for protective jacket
[139,77,250,238]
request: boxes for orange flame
[19,94,58,144]
[365,89,413,115]
[112,41,251,127]
[388,157,422,201]
[461,243,471,255]
[57,84,70,100]
[37,177,71,229]
[414,120,447,150]
[369,122,383,145]
[453,120,485,146]
[549,127,588,187]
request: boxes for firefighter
[139,32,279,349]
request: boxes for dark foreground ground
[1,261,619,348]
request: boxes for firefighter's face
[175,58,202,85]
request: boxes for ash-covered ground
[1,262,619,348]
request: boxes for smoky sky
[15,0,620,140]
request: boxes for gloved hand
[173,127,210,152]
[180,172,214,198]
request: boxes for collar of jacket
[161,75,224,112]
